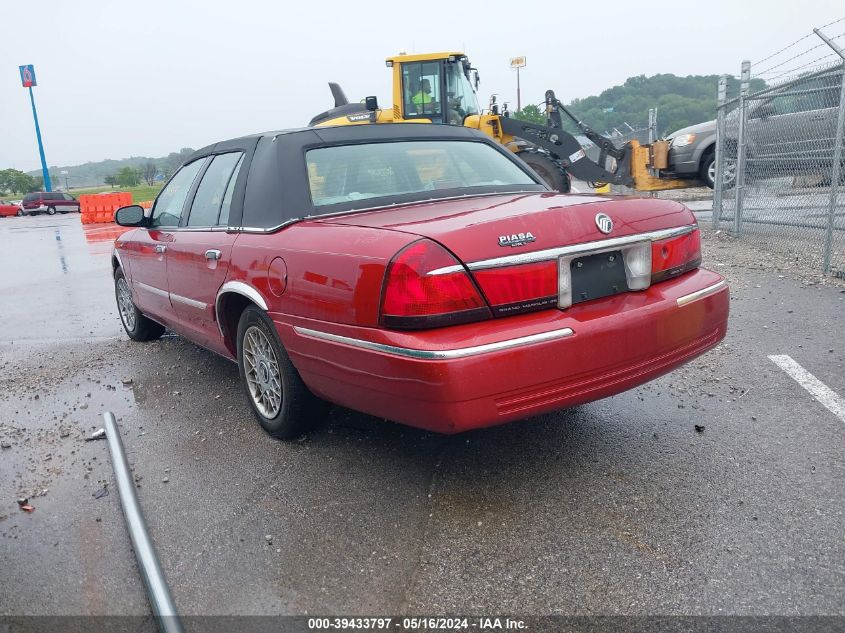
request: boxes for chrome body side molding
[293,326,575,360]
[214,281,269,337]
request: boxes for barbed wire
[753,30,845,76]
[763,53,843,83]
[750,16,845,67]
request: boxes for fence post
[733,61,751,236]
[713,75,728,228]
[814,29,845,273]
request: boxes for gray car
[666,120,719,188]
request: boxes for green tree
[513,104,546,125]
[104,174,117,187]
[0,169,41,194]
[141,160,158,186]
[115,166,140,188]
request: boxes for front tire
[114,268,165,342]
[519,151,571,193]
[16,209,23,217]
[236,306,327,439]
[47,206,56,215]
[701,150,717,189]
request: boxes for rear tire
[236,305,327,439]
[47,206,56,215]
[519,151,571,193]
[114,268,165,342]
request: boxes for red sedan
[0,201,21,217]
[113,124,728,438]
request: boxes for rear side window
[24,194,37,202]
[151,159,205,227]
[47,192,62,200]
[186,152,244,227]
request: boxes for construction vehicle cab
[387,52,481,126]
[310,51,696,194]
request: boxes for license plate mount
[570,250,629,305]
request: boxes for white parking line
[768,354,845,423]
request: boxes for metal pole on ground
[102,412,184,633]
[813,29,845,274]
[713,75,728,228]
[733,61,751,236]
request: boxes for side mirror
[115,205,145,227]
[365,96,379,111]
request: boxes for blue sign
[20,64,37,88]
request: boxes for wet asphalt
[0,213,843,619]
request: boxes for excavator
[308,52,694,193]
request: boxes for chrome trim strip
[112,248,124,273]
[214,281,269,337]
[464,225,696,271]
[293,326,574,360]
[676,280,728,307]
[170,293,208,310]
[428,264,465,276]
[135,281,169,298]
[234,219,302,234]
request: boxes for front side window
[186,152,244,227]
[444,60,480,125]
[62,193,74,201]
[402,62,442,123]
[306,140,541,210]
[151,159,205,227]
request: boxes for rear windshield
[306,140,544,210]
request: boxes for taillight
[380,239,491,329]
[473,261,558,316]
[651,229,701,283]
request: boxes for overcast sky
[1,0,843,171]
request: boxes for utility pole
[19,65,52,192]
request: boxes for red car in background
[112,124,729,439]
[0,201,21,217]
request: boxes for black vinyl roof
[189,122,485,162]
[177,123,546,231]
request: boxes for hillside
[562,73,767,136]
[29,148,195,189]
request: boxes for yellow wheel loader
[309,52,693,193]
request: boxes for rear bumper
[277,268,729,434]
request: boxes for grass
[0,183,165,206]
[67,183,163,203]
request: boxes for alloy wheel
[116,277,137,331]
[242,325,283,418]
[709,158,736,187]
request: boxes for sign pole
[19,64,51,192]
[28,86,52,192]
[509,56,526,114]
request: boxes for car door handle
[154,244,167,254]
[205,249,222,260]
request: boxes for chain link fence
[713,25,845,279]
